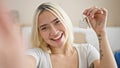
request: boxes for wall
[6,0,120,27]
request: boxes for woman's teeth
[51,33,63,41]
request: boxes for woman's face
[38,10,67,48]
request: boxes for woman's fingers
[89,8,101,18]
[0,1,21,38]
[83,6,105,18]
[84,6,97,16]
[100,8,108,16]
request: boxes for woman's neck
[50,45,75,56]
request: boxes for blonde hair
[31,2,74,52]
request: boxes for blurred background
[5,0,120,52]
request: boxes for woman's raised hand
[83,6,108,34]
[0,1,25,68]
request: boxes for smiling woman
[0,1,117,68]
[26,2,117,68]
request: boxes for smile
[51,33,63,41]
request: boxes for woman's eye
[54,20,61,25]
[41,27,47,31]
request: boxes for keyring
[81,15,91,28]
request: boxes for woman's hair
[31,2,74,52]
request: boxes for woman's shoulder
[73,43,97,52]
[27,48,42,52]
[26,48,46,56]
[74,43,94,49]
[74,43,100,65]
[26,48,48,67]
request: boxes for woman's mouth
[51,33,63,41]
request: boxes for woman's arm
[26,56,37,68]
[83,7,117,68]
[0,1,24,68]
[97,29,117,68]
[0,1,37,68]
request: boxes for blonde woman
[0,2,117,68]
[26,2,117,68]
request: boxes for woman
[0,2,117,68]
[26,2,117,68]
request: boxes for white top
[27,44,100,68]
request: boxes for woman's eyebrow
[51,18,58,23]
[39,24,47,28]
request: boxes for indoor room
[1,0,120,68]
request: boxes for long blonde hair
[31,2,74,52]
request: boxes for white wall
[107,27,120,52]
[6,0,120,26]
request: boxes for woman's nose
[49,25,58,36]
